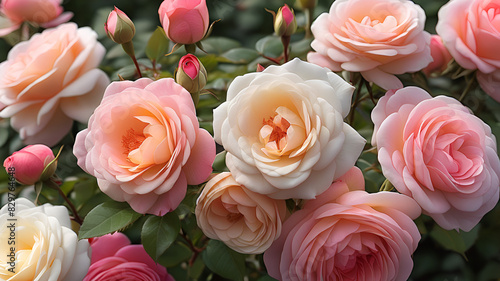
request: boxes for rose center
[121,128,145,157]
[260,114,291,154]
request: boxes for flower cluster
[0,0,499,280]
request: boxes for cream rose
[307,0,432,90]
[0,22,109,146]
[195,172,287,254]
[0,198,90,281]
[213,58,366,199]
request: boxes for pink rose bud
[274,4,297,37]
[3,144,56,185]
[105,7,135,44]
[423,35,453,76]
[256,64,266,72]
[175,54,207,94]
[158,0,210,45]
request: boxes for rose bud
[158,0,209,45]
[422,35,453,76]
[175,54,207,104]
[3,144,56,185]
[104,6,135,44]
[274,4,297,37]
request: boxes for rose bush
[83,232,174,281]
[307,0,432,90]
[74,78,215,216]
[0,0,73,36]
[3,144,55,185]
[158,0,209,45]
[371,86,500,231]
[263,167,421,281]
[195,172,287,254]
[213,58,366,199]
[0,198,90,281]
[0,22,109,146]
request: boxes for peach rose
[158,0,209,45]
[307,0,432,90]
[73,78,216,216]
[0,0,73,36]
[423,35,453,76]
[195,172,287,254]
[213,58,366,200]
[0,198,91,281]
[263,167,421,281]
[371,87,500,231]
[0,23,109,146]
[83,233,174,281]
[436,0,500,74]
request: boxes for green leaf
[145,27,171,62]
[202,240,246,281]
[78,201,142,239]
[141,212,181,261]
[255,35,283,58]
[221,48,259,64]
[158,242,192,267]
[201,37,241,55]
[212,151,228,172]
[430,224,480,256]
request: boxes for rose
[263,167,421,281]
[195,172,287,254]
[0,198,90,280]
[0,0,73,36]
[83,233,174,281]
[104,6,135,45]
[307,0,432,90]
[0,23,110,146]
[73,78,216,216]
[477,70,500,102]
[213,58,366,199]
[423,35,453,76]
[158,0,209,45]
[3,144,55,185]
[273,4,297,37]
[436,0,500,74]
[371,86,500,231]
[175,54,207,95]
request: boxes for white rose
[213,58,366,199]
[0,198,90,281]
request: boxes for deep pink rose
[264,167,421,281]
[158,0,209,45]
[423,35,453,76]
[3,144,55,185]
[73,78,216,215]
[0,23,109,146]
[436,0,500,74]
[0,0,73,36]
[371,86,500,231]
[84,233,174,281]
[307,0,432,90]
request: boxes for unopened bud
[274,4,297,37]
[105,7,135,44]
[176,54,207,98]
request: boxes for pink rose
[84,232,174,281]
[423,35,453,76]
[0,23,109,146]
[264,167,421,281]
[158,0,209,45]
[307,0,432,90]
[371,87,500,231]
[0,0,73,36]
[73,78,216,215]
[195,172,287,254]
[3,144,55,185]
[436,0,500,73]
[477,70,500,102]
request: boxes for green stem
[122,41,142,78]
[45,179,83,225]
[459,75,476,102]
[305,8,314,38]
[281,35,291,63]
